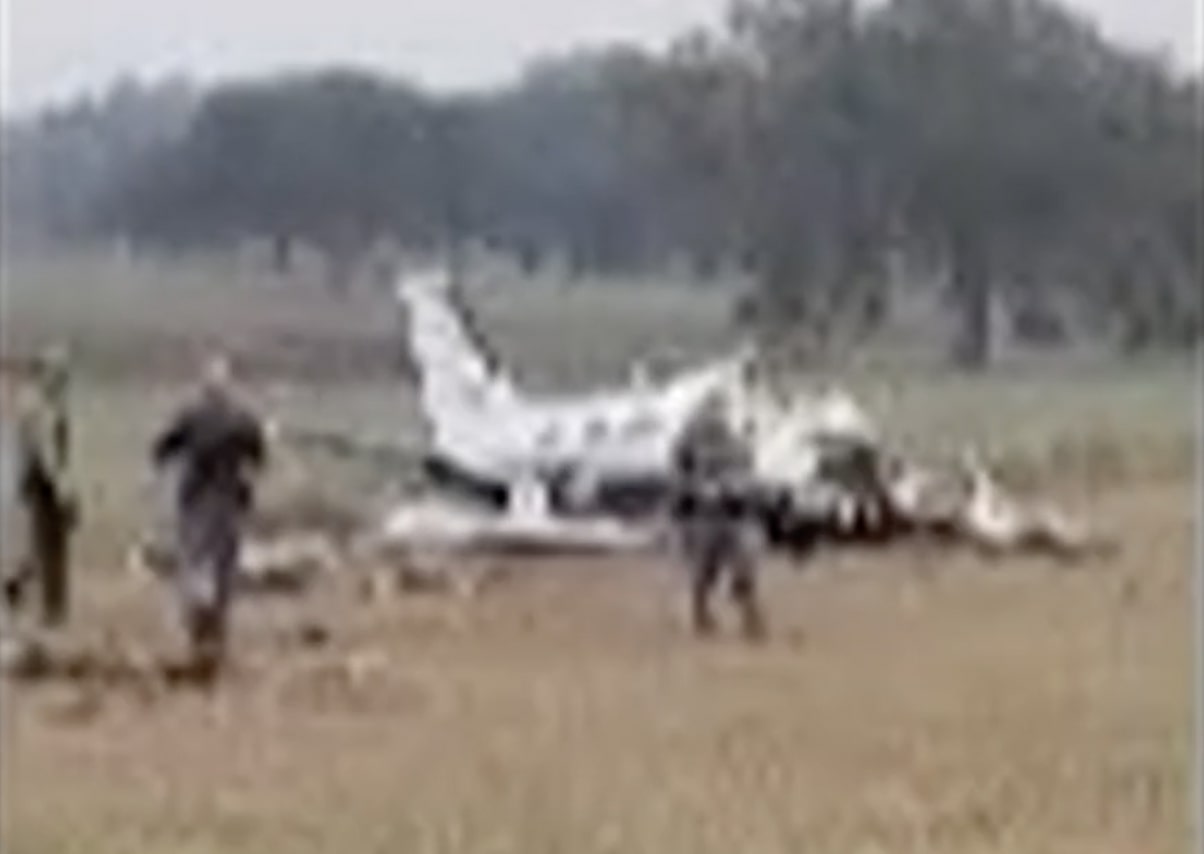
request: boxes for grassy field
[0,252,1197,854]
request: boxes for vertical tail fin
[395,269,516,419]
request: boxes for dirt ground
[1,478,1193,854]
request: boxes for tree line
[2,0,1200,366]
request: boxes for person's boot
[691,590,717,638]
[3,562,31,611]
[739,601,767,643]
[732,578,766,643]
[186,608,224,687]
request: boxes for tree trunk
[516,241,541,276]
[691,247,720,281]
[325,249,356,296]
[271,235,293,274]
[321,222,366,296]
[1120,312,1153,354]
[950,232,992,370]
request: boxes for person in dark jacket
[152,354,267,680]
[669,393,765,640]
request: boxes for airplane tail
[395,269,518,421]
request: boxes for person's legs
[203,506,241,674]
[174,498,229,683]
[8,489,44,614]
[35,501,70,628]
[186,604,221,681]
[726,528,765,641]
[686,523,723,636]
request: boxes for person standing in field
[669,392,766,641]
[151,354,267,681]
[8,346,78,630]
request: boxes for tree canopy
[3,0,1199,362]
[622,0,1202,363]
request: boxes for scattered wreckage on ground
[727,379,1100,559]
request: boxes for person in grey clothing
[152,355,267,680]
[669,394,765,641]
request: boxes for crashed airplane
[335,267,756,555]
[276,267,1099,562]
[396,268,752,517]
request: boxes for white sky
[1,0,1199,116]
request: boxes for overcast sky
[1,0,1198,116]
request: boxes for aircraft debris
[129,530,342,595]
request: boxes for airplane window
[623,412,659,438]
[584,418,607,442]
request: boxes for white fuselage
[398,269,748,503]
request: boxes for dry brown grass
[1,252,1196,854]
[2,482,1193,854]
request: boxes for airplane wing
[373,495,660,555]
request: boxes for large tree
[467,48,667,276]
[111,70,440,288]
[2,77,195,247]
[622,0,1202,365]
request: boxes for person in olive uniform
[9,347,77,629]
[669,393,765,640]
[151,354,267,680]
